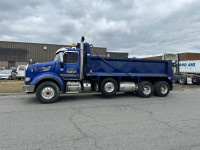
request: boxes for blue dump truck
[24,37,174,103]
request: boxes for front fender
[30,73,65,93]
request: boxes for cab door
[59,51,80,80]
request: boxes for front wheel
[154,81,170,97]
[137,81,153,98]
[100,78,118,97]
[36,81,60,103]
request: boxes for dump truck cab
[54,47,80,80]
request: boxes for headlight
[25,77,31,82]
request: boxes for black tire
[137,81,153,98]
[192,78,200,85]
[178,76,187,85]
[18,78,21,80]
[100,78,118,97]
[154,81,170,97]
[36,81,60,103]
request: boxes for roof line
[0,40,69,46]
[0,41,106,49]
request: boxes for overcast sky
[0,0,200,57]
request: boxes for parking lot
[0,87,200,150]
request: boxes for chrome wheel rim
[143,85,151,95]
[104,82,115,93]
[41,87,55,99]
[179,78,184,83]
[160,84,168,94]
[192,78,197,82]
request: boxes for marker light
[72,43,76,46]
[25,77,31,82]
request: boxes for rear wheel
[178,76,187,85]
[154,81,170,97]
[192,78,200,85]
[100,78,118,97]
[137,81,153,98]
[36,81,60,103]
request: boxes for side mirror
[59,52,63,63]
[29,59,33,65]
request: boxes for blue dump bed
[87,56,173,79]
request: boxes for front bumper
[0,76,10,79]
[23,85,35,93]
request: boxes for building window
[8,61,16,68]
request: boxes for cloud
[0,0,200,57]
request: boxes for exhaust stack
[80,36,85,80]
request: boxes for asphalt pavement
[0,89,200,150]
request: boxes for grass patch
[0,80,24,93]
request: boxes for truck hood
[26,61,56,78]
[32,61,55,68]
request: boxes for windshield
[54,54,59,62]
[0,70,12,74]
[19,66,25,70]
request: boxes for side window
[64,52,78,63]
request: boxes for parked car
[0,69,16,80]
[0,67,5,71]
[16,65,26,80]
[10,67,17,73]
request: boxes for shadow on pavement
[25,92,139,104]
[58,92,138,103]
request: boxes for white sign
[179,60,200,73]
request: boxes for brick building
[0,41,107,68]
[144,53,200,61]
[107,52,128,58]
